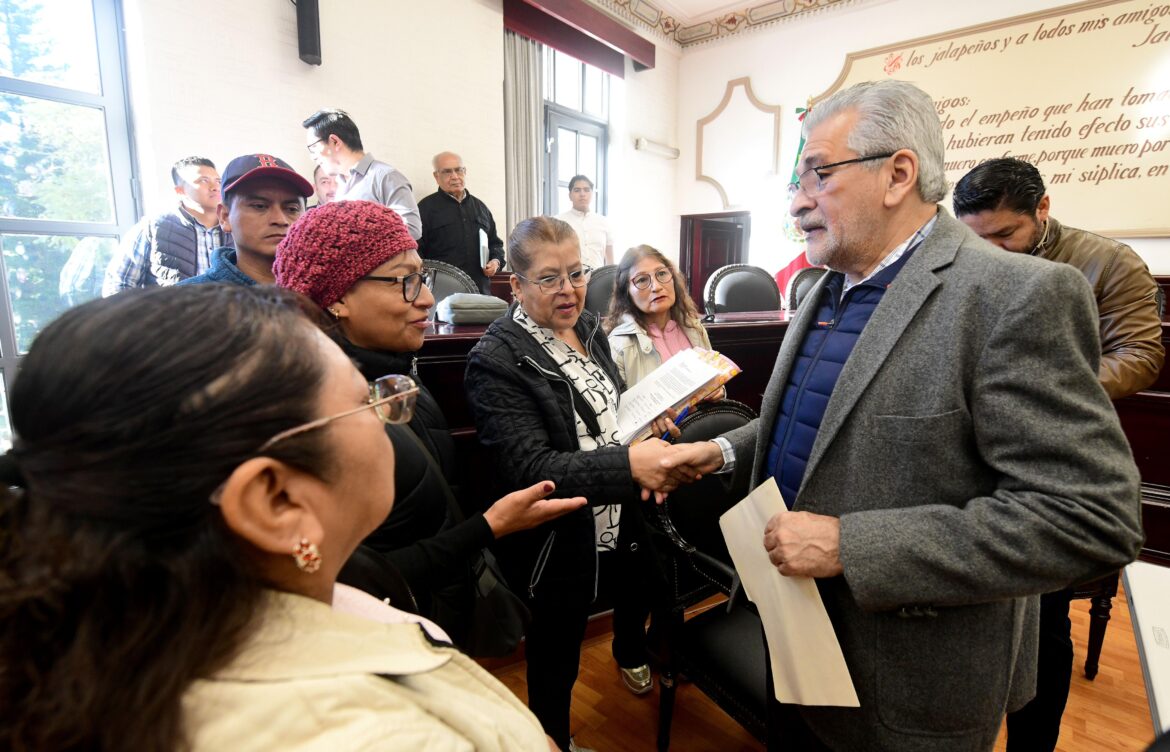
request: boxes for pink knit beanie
[273,200,418,308]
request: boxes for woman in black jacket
[273,200,585,646]
[464,216,686,751]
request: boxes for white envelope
[719,477,860,706]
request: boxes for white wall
[609,42,682,261]
[123,0,507,223]
[675,0,1170,273]
[122,0,682,259]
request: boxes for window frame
[542,48,609,217]
[0,0,138,430]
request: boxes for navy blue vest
[766,251,916,507]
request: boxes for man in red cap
[179,154,314,287]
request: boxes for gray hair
[432,151,462,170]
[804,80,946,203]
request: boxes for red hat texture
[273,200,418,308]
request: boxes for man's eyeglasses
[787,153,895,200]
[360,269,435,302]
[438,167,467,177]
[258,374,419,452]
[306,138,324,154]
[630,268,673,290]
[515,267,592,295]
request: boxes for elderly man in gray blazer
[662,79,1143,751]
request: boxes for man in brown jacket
[955,158,1164,399]
[955,157,1164,752]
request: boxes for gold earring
[327,307,340,319]
[292,538,322,573]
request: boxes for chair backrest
[659,399,757,568]
[423,260,479,320]
[584,264,618,316]
[703,264,780,316]
[787,266,827,311]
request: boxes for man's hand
[484,259,501,276]
[659,440,724,480]
[483,481,587,538]
[763,511,843,578]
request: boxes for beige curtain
[503,31,544,244]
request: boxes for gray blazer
[722,210,1143,751]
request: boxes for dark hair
[171,156,215,186]
[567,175,593,192]
[507,216,579,275]
[604,245,700,333]
[0,285,334,752]
[313,164,323,179]
[302,108,363,151]
[953,158,1047,217]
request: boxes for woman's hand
[701,385,727,403]
[483,481,588,538]
[629,438,697,503]
[649,407,682,440]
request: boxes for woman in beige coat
[0,285,559,751]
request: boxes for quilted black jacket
[464,303,657,604]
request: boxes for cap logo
[256,154,279,168]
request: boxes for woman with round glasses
[465,217,689,751]
[0,285,551,750]
[274,200,585,648]
[604,244,716,390]
[598,244,723,695]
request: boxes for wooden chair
[786,266,827,311]
[648,400,770,750]
[584,264,618,316]
[702,264,780,317]
[1072,571,1120,679]
[422,259,478,320]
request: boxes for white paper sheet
[615,348,718,444]
[479,228,490,268]
[719,478,860,706]
[1124,561,1170,733]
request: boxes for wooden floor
[490,585,1156,751]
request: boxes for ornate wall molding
[696,77,782,208]
[583,0,861,49]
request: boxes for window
[543,49,608,215]
[0,0,137,449]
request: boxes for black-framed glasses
[360,269,435,302]
[630,268,673,290]
[514,266,592,295]
[257,374,419,453]
[306,138,324,154]
[787,153,895,199]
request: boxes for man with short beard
[658,80,1144,751]
[955,158,1163,400]
[954,157,1163,752]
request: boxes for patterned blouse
[514,306,623,551]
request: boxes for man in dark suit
[417,151,505,294]
[661,79,1143,751]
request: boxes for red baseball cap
[221,154,314,198]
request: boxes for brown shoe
[619,664,654,695]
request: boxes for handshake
[628,438,726,503]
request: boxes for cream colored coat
[183,591,547,751]
[606,313,711,387]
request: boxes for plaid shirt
[842,212,938,295]
[102,205,227,295]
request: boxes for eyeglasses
[786,153,895,199]
[630,268,673,290]
[257,374,419,452]
[306,138,324,154]
[514,267,592,295]
[360,269,435,302]
[437,167,467,177]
